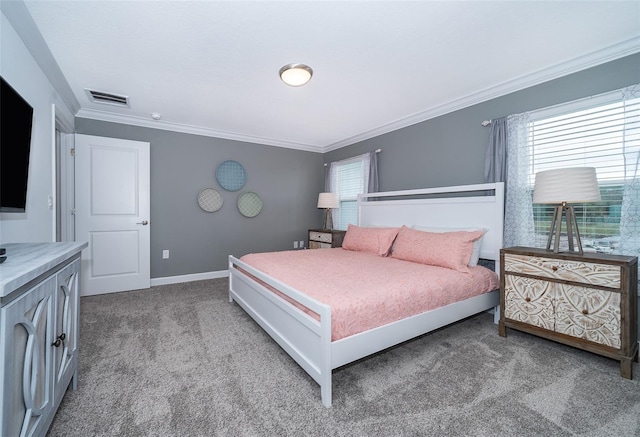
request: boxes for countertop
[0,242,88,297]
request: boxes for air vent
[84,89,129,107]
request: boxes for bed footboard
[228,256,334,407]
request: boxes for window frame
[329,153,370,231]
[526,88,636,253]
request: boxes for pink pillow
[391,225,485,273]
[342,224,399,256]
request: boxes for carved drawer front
[503,254,621,288]
[554,283,621,348]
[504,275,555,330]
[309,241,331,249]
[309,231,332,243]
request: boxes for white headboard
[357,182,505,264]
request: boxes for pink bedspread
[239,248,499,341]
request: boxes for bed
[228,182,504,407]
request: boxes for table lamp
[533,167,601,254]
[317,192,339,230]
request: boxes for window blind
[330,154,371,230]
[528,92,640,253]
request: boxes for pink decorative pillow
[391,225,485,273]
[342,224,400,256]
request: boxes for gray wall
[75,119,324,278]
[324,53,640,337]
[324,53,640,191]
[75,53,639,281]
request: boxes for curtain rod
[481,120,492,127]
[323,149,381,166]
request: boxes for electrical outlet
[162,249,169,259]
[299,240,305,249]
[293,241,298,249]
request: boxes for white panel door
[75,134,150,296]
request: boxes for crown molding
[75,109,324,153]
[1,0,81,115]
[9,0,637,157]
[322,37,640,153]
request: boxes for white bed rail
[228,182,505,408]
[228,256,333,406]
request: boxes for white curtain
[503,112,535,248]
[616,84,640,258]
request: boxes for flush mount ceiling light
[279,63,313,87]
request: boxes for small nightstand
[308,229,346,249]
[499,246,638,379]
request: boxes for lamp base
[322,209,333,230]
[546,203,583,254]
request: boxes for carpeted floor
[47,278,640,436]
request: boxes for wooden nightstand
[308,229,346,249]
[499,246,638,379]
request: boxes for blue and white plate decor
[238,192,262,217]
[197,188,223,212]
[216,160,247,191]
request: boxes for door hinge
[70,208,76,216]
[70,148,75,156]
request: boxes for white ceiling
[21,1,640,153]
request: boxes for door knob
[136,220,149,225]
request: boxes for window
[527,90,640,253]
[328,153,371,230]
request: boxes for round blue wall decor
[216,160,246,191]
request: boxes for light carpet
[47,278,640,436]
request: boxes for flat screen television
[1,76,34,213]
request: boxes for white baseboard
[151,270,229,287]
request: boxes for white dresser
[0,242,87,437]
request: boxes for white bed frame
[228,182,504,407]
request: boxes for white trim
[1,0,80,115]
[324,38,640,152]
[76,39,639,154]
[150,270,229,287]
[75,109,323,153]
[6,0,636,154]
[529,86,630,121]
[51,104,57,242]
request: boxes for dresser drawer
[309,231,332,243]
[503,253,621,288]
[504,274,622,347]
[503,275,555,330]
[555,283,621,348]
[309,241,331,249]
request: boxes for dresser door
[53,259,80,405]
[1,278,55,437]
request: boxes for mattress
[239,248,499,341]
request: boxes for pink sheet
[239,248,499,341]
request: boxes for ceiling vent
[85,89,129,107]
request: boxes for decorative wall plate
[238,192,262,217]
[216,160,246,191]
[198,188,223,212]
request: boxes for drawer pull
[525,297,531,302]
[52,333,66,347]
[582,309,589,315]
